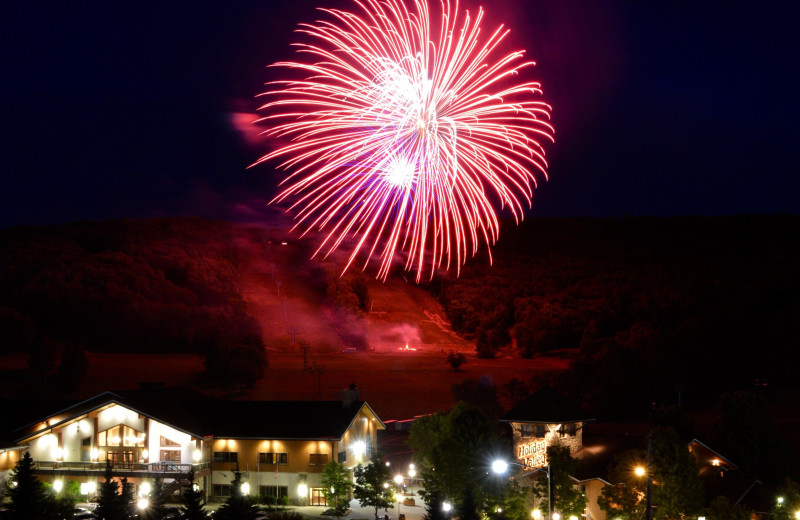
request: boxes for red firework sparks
[253,0,554,281]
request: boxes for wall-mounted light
[352,441,366,458]
[298,483,308,497]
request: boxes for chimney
[342,383,360,407]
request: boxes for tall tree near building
[650,427,703,520]
[95,462,126,520]
[598,449,649,519]
[321,460,353,515]
[148,477,169,519]
[180,469,209,519]
[421,480,446,520]
[409,402,510,517]
[4,451,53,520]
[353,455,395,520]
[214,472,259,520]
[533,446,587,519]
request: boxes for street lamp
[493,459,553,520]
[443,501,452,520]
[394,475,404,515]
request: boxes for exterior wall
[581,479,607,520]
[208,404,383,503]
[0,449,22,471]
[339,407,381,468]
[147,419,195,464]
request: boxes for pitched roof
[11,388,383,443]
[500,385,594,423]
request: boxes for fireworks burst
[253,0,554,281]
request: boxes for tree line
[0,217,268,393]
[426,215,800,414]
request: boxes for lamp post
[493,459,553,520]
[645,433,653,520]
[394,475,404,515]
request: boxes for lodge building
[0,385,384,504]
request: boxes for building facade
[3,387,384,505]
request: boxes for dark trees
[353,455,395,520]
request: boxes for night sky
[2,0,798,229]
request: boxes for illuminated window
[309,453,329,466]
[98,425,145,447]
[160,436,180,447]
[259,452,287,465]
[160,450,181,463]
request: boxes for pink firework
[253,0,554,281]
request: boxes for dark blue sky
[2,0,797,228]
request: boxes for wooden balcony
[31,460,210,479]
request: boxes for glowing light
[90,448,99,460]
[140,482,151,496]
[711,459,720,466]
[634,466,646,477]
[80,481,97,495]
[352,440,367,457]
[142,449,149,461]
[531,510,541,519]
[193,449,202,462]
[254,0,554,281]
[241,482,250,495]
[492,460,509,474]
[394,475,403,485]
[53,480,63,493]
[137,498,149,510]
[298,483,308,497]
[442,502,452,513]
[552,514,561,520]
[408,468,416,478]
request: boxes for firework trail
[253,0,554,281]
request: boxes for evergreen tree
[214,472,259,520]
[4,451,53,520]
[321,460,353,514]
[180,469,209,520]
[147,477,169,519]
[95,462,125,520]
[353,455,394,520]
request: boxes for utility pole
[315,365,325,395]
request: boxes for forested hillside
[430,215,800,414]
[0,218,266,388]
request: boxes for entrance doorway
[310,488,327,506]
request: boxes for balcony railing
[32,460,210,475]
